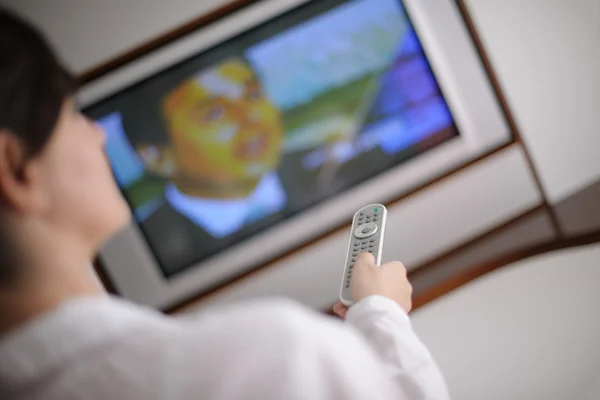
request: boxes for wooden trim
[411,230,600,310]
[408,205,546,277]
[78,0,260,84]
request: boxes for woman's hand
[333,302,349,318]
[333,252,413,318]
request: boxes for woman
[0,8,449,400]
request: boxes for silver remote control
[339,204,387,306]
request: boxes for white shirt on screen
[165,171,287,238]
[0,295,450,400]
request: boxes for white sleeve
[345,295,450,400]
[171,298,448,400]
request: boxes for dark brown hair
[0,7,77,282]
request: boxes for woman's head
[0,8,130,283]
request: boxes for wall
[584,0,600,21]
[411,243,600,400]
[465,0,600,203]
[0,0,226,73]
[579,373,600,400]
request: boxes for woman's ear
[0,131,45,213]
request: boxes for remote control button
[369,243,375,248]
[352,252,358,257]
[370,238,376,242]
[354,223,378,239]
[368,249,374,253]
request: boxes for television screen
[85,0,458,278]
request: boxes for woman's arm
[346,295,450,399]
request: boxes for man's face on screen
[161,59,284,198]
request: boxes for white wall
[465,0,600,202]
[579,373,600,400]
[0,0,227,73]
[584,0,600,19]
[411,243,600,400]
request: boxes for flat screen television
[81,0,511,309]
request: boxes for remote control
[339,204,387,307]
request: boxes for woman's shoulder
[162,298,359,391]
